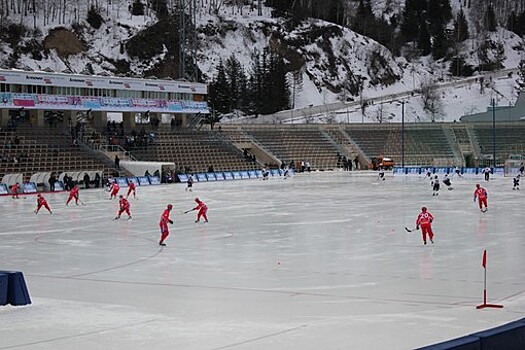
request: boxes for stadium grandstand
[1,68,525,191]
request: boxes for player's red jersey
[70,186,79,196]
[158,205,173,246]
[112,183,120,191]
[160,209,171,224]
[119,197,130,209]
[194,200,207,211]
[193,198,208,222]
[415,207,434,244]
[474,187,487,199]
[129,182,135,190]
[37,196,48,206]
[10,184,18,193]
[416,211,434,226]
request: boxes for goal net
[504,156,524,177]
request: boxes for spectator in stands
[94,173,101,188]
[13,135,20,146]
[67,177,76,192]
[306,161,311,172]
[208,165,214,173]
[49,173,57,192]
[83,173,90,189]
[7,116,16,131]
[115,155,120,169]
[1,152,7,163]
[149,132,156,144]
[63,174,71,191]
[171,117,176,131]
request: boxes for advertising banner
[0,92,208,114]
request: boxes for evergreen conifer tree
[454,9,469,42]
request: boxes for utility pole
[492,98,496,167]
[401,101,405,169]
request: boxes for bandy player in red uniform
[159,204,174,246]
[109,182,120,200]
[473,183,488,212]
[10,183,20,199]
[114,195,132,219]
[416,206,434,245]
[66,185,80,205]
[126,180,137,199]
[192,198,208,223]
[35,194,52,214]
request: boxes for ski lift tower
[177,0,199,82]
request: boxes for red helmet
[37,194,41,197]
[167,204,173,209]
[421,207,427,212]
[194,198,200,202]
[119,195,123,198]
[476,183,480,188]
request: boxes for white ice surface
[0,172,524,350]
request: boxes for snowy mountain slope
[0,0,523,124]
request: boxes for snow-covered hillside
[0,0,523,124]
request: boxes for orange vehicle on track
[369,156,394,170]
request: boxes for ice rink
[0,171,524,350]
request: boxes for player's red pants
[197,208,208,221]
[66,194,78,205]
[110,189,119,198]
[127,188,135,197]
[420,224,434,243]
[159,223,169,243]
[118,208,131,216]
[478,198,488,209]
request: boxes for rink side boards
[177,169,291,183]
[393,167,505,177]
[115,176,161,187]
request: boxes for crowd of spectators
[1,134,31,167]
